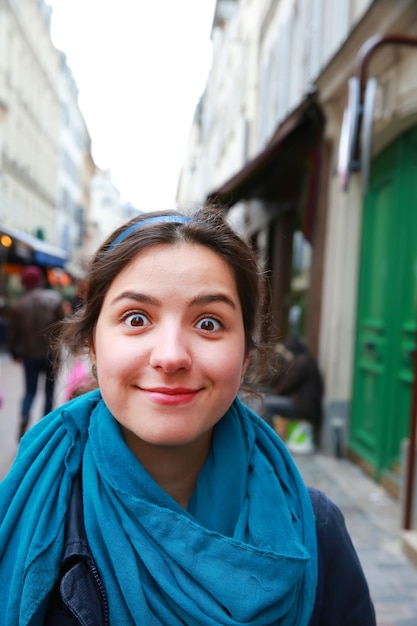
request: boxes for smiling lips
[141,387,200,405]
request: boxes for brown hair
[57,205,272,384]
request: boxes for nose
[148,324,192,373]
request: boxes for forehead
[106,242,239,296]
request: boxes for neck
[121,428,213,509]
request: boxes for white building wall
[87,170,125,256]
[176,103,205,208]
[56,53,93,275]
[181,0,263,205]
[0,0,60,244]
[180,0,374,210]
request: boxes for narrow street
[1,352,417,624]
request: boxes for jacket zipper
[89,559,110,625]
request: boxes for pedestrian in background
[7,265,65,439]
[261,332,324,454]
[0,208,375,625]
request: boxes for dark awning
[207,98,325,209]
[0,224,69,268]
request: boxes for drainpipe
[404,347,417,530]
[353,34,417,530]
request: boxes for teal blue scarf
[0,391,317,625]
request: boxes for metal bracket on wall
[338,34,417,195]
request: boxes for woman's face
[91,243,248,453]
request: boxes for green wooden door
[350,127,417,480]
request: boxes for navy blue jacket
[45,473,376,625]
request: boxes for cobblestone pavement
[1,352,417,624]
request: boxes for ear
[242,351,251,376]
[88,336,96,364]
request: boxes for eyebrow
[189,293,236,309]
[110,291,237,310]
[110,292,160,306]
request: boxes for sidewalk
[1,353,417,623]
[0,353,25,479]
[294,452,417,625]
[0,351,68,479]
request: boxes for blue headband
[108,215,192,250]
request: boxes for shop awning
[207,98,324,209]
[0,224,69,268]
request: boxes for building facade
[178,0,417,532]
[0,0,99,291]
[56,52,95,277]
[0,0,60,244]
[86,169,142,258]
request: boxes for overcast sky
[48,1,216,211]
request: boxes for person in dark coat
[262,334,324,448]
[8,265,65,439]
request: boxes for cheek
[215,350,246,385]
[97,337,150,385]
[93,332,124,375]
[99,348,134,376]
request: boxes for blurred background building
[0,0,67,280]
[87,168,143,257]
[56,51,94,278]
[0,0,140,303]
[178,0,417,540]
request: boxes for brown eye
[124,313,149,328]
[196,317,222,332]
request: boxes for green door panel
[350,127,417,479]
[383,128,417,471]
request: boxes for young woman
[0,207,375,625]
